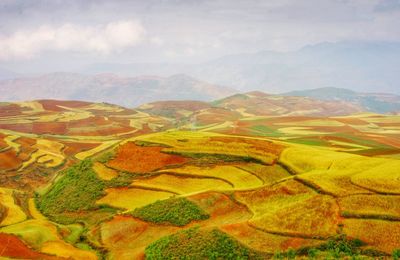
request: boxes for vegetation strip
[145,227,263,259]
[129,197,209,226]
[341,212,400,222]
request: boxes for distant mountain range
[0,73,235,107]
[82,41,400,94]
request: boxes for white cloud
[0,20,145,60]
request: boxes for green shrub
[38,159,106,215]
[393,249,400,260]
[96,152,114,163]
[130,197,209,226]
[321,234,364,258]
[287,248,296,259]
[307,248,319,259]
[105,171,136,188]
[145,227,262,259]
[273,251,283,260]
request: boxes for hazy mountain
[84,41,400,94]
[283,87,400,113]
[0,73,235,107]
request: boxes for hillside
[284,87,400,114]
[0,73,235,107]
[213,91,364,116]
[137,92,400,158]
[0,98,400,259]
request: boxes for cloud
[0,20,145,60]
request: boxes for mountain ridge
[0,73,236,107]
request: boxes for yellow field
[0,218,97,259]
[133,174,232,194]
[235,179,340,238]
[101,216,179,259]
[41,241,98,260]
[278,146,357,174]
[278,126,329,135]
[235,163,291,184]
[198,121,234,132]
[221,222,323,253]
[4,135,20,152]
[36,110,93,123]
[20,139,64,170]
[249,194,339,238]
[351,160,400,194]
[159,165,263,189]
[93,162,118,180]
[343,219,400,254]
[328,140,371,151]
[278,144,400,197]
[133,131,281,164]
[75,140,119,160]
[28,198,47,220]
[0,188,26,226]
[17,101,44,113]
[275,119,345,127]
[96,188,174,210]
[86,103,125,112]
[339,195,400,218]
[296,170,373,196]
[235,179,312,216]
[0,219,59,248]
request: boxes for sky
[0,0,400,74]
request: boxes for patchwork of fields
[0,97,399,259]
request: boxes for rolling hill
[0,94,400,259]
[283,87,400,114]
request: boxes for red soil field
[0,233,58,259]
[107,142,189,173]
[9,137,36,168]
[0,149,22,170]
[67,124,133,136]
[68,116,111,128]
[0,133,7,148]
[0,104,26,117]
[62,142,100,156]
[39,100,91,111]
[0,123,33,133]
[0,122,69,136]
[195,108,241,125]
[32,122,68,135]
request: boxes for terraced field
[0,98,399,259]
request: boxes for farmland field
[0,98,399,259]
